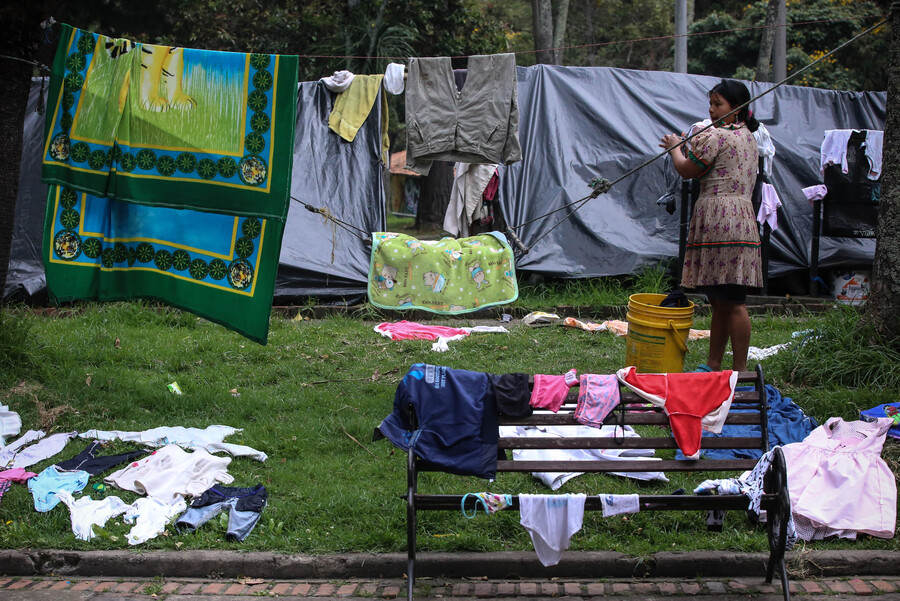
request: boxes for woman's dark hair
[710,79,759,132]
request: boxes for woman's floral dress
[682,122,762,289]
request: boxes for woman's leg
[706,298,728,371]
[722,301,752,372]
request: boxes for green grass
[0,288,898,557]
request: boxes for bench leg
[764,447,791,601]
[407,447,417,601]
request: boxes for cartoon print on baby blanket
[368,231,517,315]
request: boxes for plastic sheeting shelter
[500,66,885,283]
[5,68,886,303]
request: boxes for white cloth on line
[104,444,233,503]
[753,123,776,178]
[383,63,405,95]
[79,425,267,461]
[600,493,640,517]
[499,424,668,489]
[320,70,355,93]
[443,163,497,237]
[757,182,781,231]
[802,184,828,203]
[519,493,586,567]
[820,129,853,176]
[862,130,883,180]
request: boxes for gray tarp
[499,65,885,281]
[5,68,887,302]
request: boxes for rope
[512,15,889,254]
[290,196,371,241]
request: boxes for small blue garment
[860,403,900,439]
[377,364,498,479]
[27,465,90,512]
[676,384,818,460]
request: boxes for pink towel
[374,320,470,341]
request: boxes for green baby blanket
[368,232,518,314]
[41,23,298,221]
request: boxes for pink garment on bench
[616,366,737,459]
[374,320,471,341]
[574,374,620,428]
[530,369,578,413]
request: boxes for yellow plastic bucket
[625,293,695,373]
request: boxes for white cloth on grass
[55,490,130,541]
[0,429,45,468]
[105,444,233,503]
[8,431,77,469]
[123,496,188,545]
[79,425,266,461]
[0,403,22,447]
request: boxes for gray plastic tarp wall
[498,65,886,281]
[5,68,887,301]
[5,78,386,303]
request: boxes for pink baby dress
[780,417,896,540]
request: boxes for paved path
[4,575,900,600]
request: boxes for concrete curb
[3,550,900,580]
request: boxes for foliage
[562,0,675,70]
[688,0,888,90]
[769,304,900,389]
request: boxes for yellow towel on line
[328,74,389,164]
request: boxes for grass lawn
[1,280,898,557]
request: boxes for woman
[659,79,762,373]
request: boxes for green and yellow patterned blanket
[40,24,298,344]
[368,232,518,314]
[41,23,298,220]
[44,185,283,345]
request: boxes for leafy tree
[563,0,676,70]
[688,0,888,90]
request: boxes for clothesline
[297,14,886,62]
[507,14,890,256]
[0,12,883,72]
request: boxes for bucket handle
[667,320,689,353]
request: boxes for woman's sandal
[693,363,714,373]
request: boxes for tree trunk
[754,0,778,82]
[551,0,569,65]
[532,0,554,64]
[415,161,453,232]
[865,5,900,339]
[0,59,32,301]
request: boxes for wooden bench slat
[499,412,762,426]
[498,436,765,450]
[414,493,780,512]
[489,458,760,472]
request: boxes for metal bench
[401,365,791,601]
